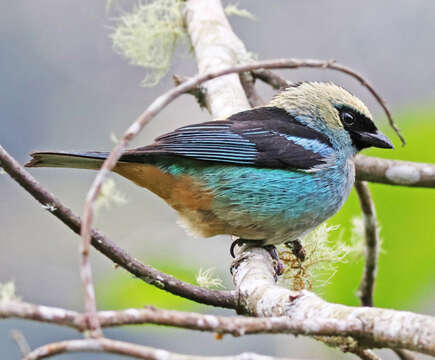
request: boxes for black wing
[122,107,336,171]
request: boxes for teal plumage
[25,82,393,249]
[154,156,354,244]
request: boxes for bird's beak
[357,130,394,149]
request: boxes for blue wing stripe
[284,135,335,157]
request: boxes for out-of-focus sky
[1,1,434,359]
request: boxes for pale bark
[184,0,250,118]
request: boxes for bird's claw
[263,245,284,277]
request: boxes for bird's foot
[230,239,284,279]
[263,245,284,277]
[285,239,306,262]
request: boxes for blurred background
[1,0,435,359]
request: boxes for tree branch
[184,0,251,119]
[2,299,433,356]
[0,145,236,309]
[23,338,298,360]
[355,155,435,187]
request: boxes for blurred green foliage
[99,105,435,312]
[99,259,201,311]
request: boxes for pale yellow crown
[269,82,372,128]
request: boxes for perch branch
[0,145,236,309]
[231,247,435,356]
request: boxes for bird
[25,82,393,273]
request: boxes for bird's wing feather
[122,107,336,171]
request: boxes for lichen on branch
[278,224,362,291]
[110,0,188,87]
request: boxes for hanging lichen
[278,223,364,291]
[224,3,256,21]
[110,0,187,87]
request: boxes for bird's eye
[341,112,354,126]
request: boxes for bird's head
[269,81,394,152]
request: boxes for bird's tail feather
[25,151,109,170]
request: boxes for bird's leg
[230,238,284,278]
[285,239,306,262]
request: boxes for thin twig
[173,74,208,109]
[23,338,298,360]
[239,72,265,107]
[328,61,405,146]
[0,145,237,309]
[252,69,290,90]
[79,211,102,338]
[10,329,31,357]
[354,182,415,360]
[355,181,378,307]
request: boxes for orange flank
[113,162,228,237]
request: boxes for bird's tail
[25,151,109,170]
